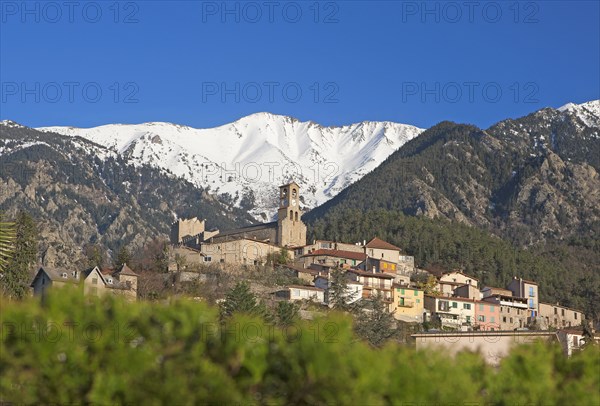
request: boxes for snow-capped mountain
[557,100,600,129]
[38,113,423,220]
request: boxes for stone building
[539,302,585,329]
[507,277,539,318]
[171,182,307,266]
[30,264,138,301]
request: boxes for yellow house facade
[392,285,425,323]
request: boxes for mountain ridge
[36,113,424,221]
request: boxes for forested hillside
[0,123,254,268]
[306,102,600,318]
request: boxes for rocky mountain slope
[307,101,600,246]
[0,123,255,268]
[38,113,423,221]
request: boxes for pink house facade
[474,301,500,330]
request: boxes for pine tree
[328,268,359,311]
[115,245,131,268]
[85,244,104,268]
[354,294,397,347]
[1,211,38,299]
[220,281,267,320]
[153,242,170,273]
[274,301,299,326]
[0,212,16,273]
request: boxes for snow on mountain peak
[37,113,423,221]
[0,120,26,129]
[557,100,600,128]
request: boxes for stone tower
[277,182,307,247]
[170,217,205,244]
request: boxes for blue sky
[1,0,599,129]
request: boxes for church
[170,182,307,266]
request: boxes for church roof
[212,221,277,239]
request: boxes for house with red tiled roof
[299,249,367,269]
[364,237,415,275]
[347,268,395,306]
[365,237,402,264]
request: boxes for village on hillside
[29,182,599,363]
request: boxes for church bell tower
[277,182,307,247]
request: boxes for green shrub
[1,290,598,405]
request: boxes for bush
[1,290,598,405]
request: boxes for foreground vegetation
[1,290,598,405]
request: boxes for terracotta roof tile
[365,237,402,251]
[302,249,367,261]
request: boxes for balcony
[398,300,415,308]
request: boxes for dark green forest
[307,208,600,319]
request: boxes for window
[416,299,420,304]
[510,318,513,323]
[479,304,484,311]
[477,315,485,322]
[220,259,225,263]
[452,302,458,308]
[503,317,507,323]
[400,289,405,295]
[204,256,212,262]
[463,303,471,310]
[466,316,471,323]
[413,290,418,296]
[61,273,68,278]
[490,317,495,323]
[529,299,535,309]
[529,286,534,297]
[490,305,495,312]
[438,301,449,311]
[107,278,113,284]
[399,298,405,306]
[92,278,98,285]
[561,309,565,316]
[574,312,578,320]
[554,307,558,314]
